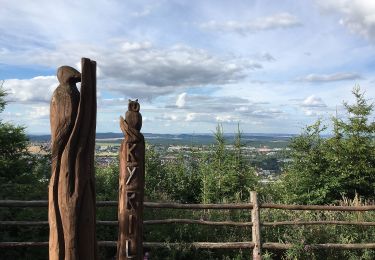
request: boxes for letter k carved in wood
[127,143,137,162]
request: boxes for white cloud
[102,44,260,88]
[28,105,50,119]
[185,113,212,122]
[298,72,362,82]
[200,13,301,35]
[155,114,178,121]
[121,41,152,52]
[176,92,187,108]
[304,109,319,117]
[316,0,375,42]
[302,95,327,107]
[131,7,151,18]
[235,106,249,112]
[2,42,262,99]
[215,114,238,123]
[3,76,57,103]
[299,95,329,117]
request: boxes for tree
[0,84,48,199]
[200,124,258,203]
[330,86,375,198]
[0,83,51,260]
[279,87,375,204]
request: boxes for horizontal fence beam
[2,241,375,250]
[0,219,252,227]
[0,221,118,226]
[3,220,375,227]
[261,203,375,211]
[262,221,375,226]
[2,200,375,211]
[144,219,253,226]
[0,200,252,209]
[262,243,375,250]
[144,202,253,209]
[0,241,255,249]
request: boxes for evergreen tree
[279,87,375,204]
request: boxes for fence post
[251,191,261,260]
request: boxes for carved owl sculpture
[125,99,142,131]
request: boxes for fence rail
[3,199,375,211]
[1,192,375,259]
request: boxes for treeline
[1,86,375,259]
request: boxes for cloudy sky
[1,0,374,134]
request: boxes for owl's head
[128,99,140,112]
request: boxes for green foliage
[0,84,50,259]
[200,124,258,203]
[3,85,375,259]
[278,87,375,204]
[141,124,258,259]
[0,82,6,113]
[0,84,49,200]
[262,196,375,259]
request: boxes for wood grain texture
[117,100,145,260]
[49,58,97,260]
[251,191,261,260]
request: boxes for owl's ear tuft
[136,99,138,102]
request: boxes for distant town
[28,132,294,183]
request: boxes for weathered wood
[306,243,375,249]
[0,242,49,248]
[144,219,253,226]
[262,221,375,226]
[144,202,253,209]
[117,99,145,260]
[0,221,117,226]
[251,191,261,260]
[5,219,375,227]
[0,241,255,249]
[144,242,255,249]
[0,200,252,209]
[261,203,375,211]
[49,58,97,260]
[262,243,375,250]
[3,241,375,250]
[3,200,375,211]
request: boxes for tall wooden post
[49,58,98,260]
[117,99,145,260]
[251,191,261,260]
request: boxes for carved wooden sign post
[49,58,98,260]
[117,99,145,260]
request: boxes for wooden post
[117,99,145,260]
[251,191,261,260]
[49,58,98,260]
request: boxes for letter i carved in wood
[117,99,145,260]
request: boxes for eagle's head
[57,66,81,85]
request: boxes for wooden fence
[1,191,375,259]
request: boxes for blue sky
[1,0,374,134]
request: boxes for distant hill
[28,132,294,147]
